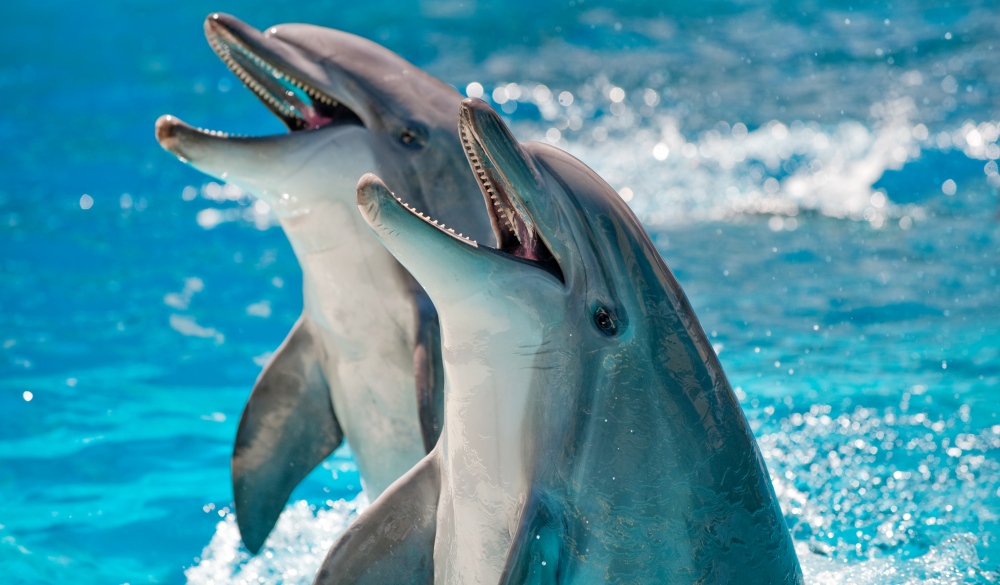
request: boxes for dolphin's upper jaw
[458,100,561,276]
[204,14,362,132]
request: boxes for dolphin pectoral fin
[232,315,342,554]
[499,492,564,585]
[313,452,440,585]
[412,285,444,452]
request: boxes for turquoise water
[2,1,998,583]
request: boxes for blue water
[2,1,998,583]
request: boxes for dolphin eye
[593,307,618,336]
[398,123,428,149]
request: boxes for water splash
[186,497,367,585]
[799,534,997,584]
[186,404,1000,583]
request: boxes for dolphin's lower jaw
[204,14,361,131]
[154,115,230,161]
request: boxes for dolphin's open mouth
[382,100,562,280]
[203,14,362,132]
[157,14,364,150]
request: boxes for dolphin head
[156,13,488,237]
[359,97,745,486]
[357,97,683,369]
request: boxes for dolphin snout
[154,115,184,153]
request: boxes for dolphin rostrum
[314,98,803,583]
[154,13,492,554]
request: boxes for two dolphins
[157,13,803,582]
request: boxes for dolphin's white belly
[286,200,426,496]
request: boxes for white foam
[187,499,996,584]
[515,96,999,229]
[798,534,997,584]
[185,497,367,585]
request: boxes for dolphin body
[155,14,492,554]
[315,99,803,584]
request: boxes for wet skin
[313,98,803,584]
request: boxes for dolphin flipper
[232,315,343,554]
[313,452,440,585]
[499,492,564,585]
[412,286,444,452]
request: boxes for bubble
[941,179,957,195]
[492,87,508,104]
[545,128,561,143]
[504,83,521,100]
[79,194,93,210]
[197,208,224,229]
[619,187,634,202]
[966,129,982,147]
[609,87,626,103]
[22,391,33,402]
[557,91,574,106]
[465,82,483,98]
[652,143,670,161]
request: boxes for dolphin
[154,13,492,554]
[314,98,803,584]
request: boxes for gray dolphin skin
[315,98,803,584]
[154,13,492,554]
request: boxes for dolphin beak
[202,13,363,131]
[155,113,375,208]
[357,173,515,299]
[154,114,244,164]
[458,99,563,276]
[155,115,208,160]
